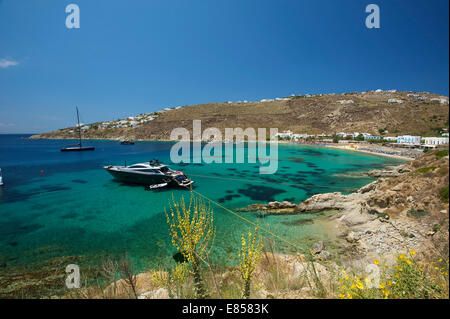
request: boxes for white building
[275,131,293,139]
[442,133,449,137]
[397,135,421,145]
[388,99,403,104]
[292,133,310,140]
[422,137,449,146]
[337,100,354,105]
[364,135,381,140]
[384,136,397,142]
[430,98,449,104]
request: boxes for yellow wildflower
[355,281,364,290]
[409,250,416,256]
[373,259,380,265]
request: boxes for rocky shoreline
[239,150,449,265]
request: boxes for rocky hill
[239,148,449,265]
[30,90,449,140]
[298,149,449,263]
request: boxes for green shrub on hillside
[415,166,436,174]
[439,186,449,203]
[435,150,449,159]
[407,209,429,218]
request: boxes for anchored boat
[104,159,194,188]
[0,168,3,186]
[120,140,135,145]
[61,107,95,152]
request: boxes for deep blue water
[0,134,404,271]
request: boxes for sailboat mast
[76,107,82,147]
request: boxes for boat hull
[61,147,95,152]
[105,168,171,185]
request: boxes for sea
[0,134,405,278]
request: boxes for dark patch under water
[281,218,314,226]
[218,194,241,203]
[71,179,87,184]
[237,184,286,201]
[0,220,44,241]
[287,157,304,163]
[61,212,78,219]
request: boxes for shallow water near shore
[0,135,405,279]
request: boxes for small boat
[104,159,194,188]
[120,140,135,145]
[61,107,95,152]
[0,168,3,186]
[147,183,169,190]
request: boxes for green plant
[238,227,263,298]
[165,194,216,298]
[407,209,429,218]
[415,166,436,174]
[338,253,449,299]
[439,186,449,203]
[435,150,449,159]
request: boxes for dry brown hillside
[31,91,449,140]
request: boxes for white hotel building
[422,137,450,147]
[397,135,421,145]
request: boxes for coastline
[324,144,414,161]
[3,137,447,298]
[28,135,414,160]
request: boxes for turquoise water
[0,135,405,271]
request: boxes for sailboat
[61,107,95,152]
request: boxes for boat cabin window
[140,169,161,173]
[129,165,147,169]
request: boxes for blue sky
[0,0,448,133]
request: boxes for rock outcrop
[237,201,298,216]
[294,150,449,264]
[366,165,412,177]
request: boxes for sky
[0,0,448,133]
